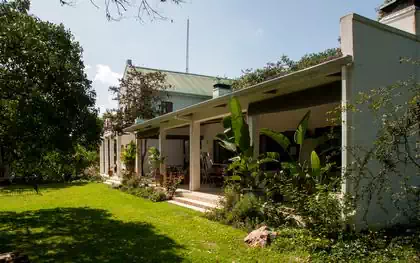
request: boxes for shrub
[206,186,263,230]
[149,190,167,202]
[164,174,183,199]
[121,141,136,173]
[229,193,262,226]
[130,187,154,199]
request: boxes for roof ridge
[133,65,231,80]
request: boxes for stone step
[171,196,217,212]
[167,200,207,213]
[104,177,122,186]
[175,189,221,205]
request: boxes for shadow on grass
[0,182,89,196]
[0,208,184,263]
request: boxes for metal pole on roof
[186,18,190,73]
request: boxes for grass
[0,183,305,262]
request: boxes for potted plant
[148,147,165,185]
[122,141,136,175]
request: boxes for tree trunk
[0,146,10,181]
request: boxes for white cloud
[91,64,121,115]
[85,64,92,70]
[93,64,122,86]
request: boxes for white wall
[169,92,210,111]
[341,14,420,228]
[381,11,416,35]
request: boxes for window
[161,101,173,115]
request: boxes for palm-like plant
[260,111,334,194]
[216,97,279,192]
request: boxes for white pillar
[159,128,167,181]
[104,138,109,176]
[116,135,122,178]
[189,121,201,191]
[110,136,115,176]
[136,137,142,177]
[99,141,104,175]
[248,115,260,158]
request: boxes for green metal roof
[131,66,231,97]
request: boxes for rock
[0,252,30,263]
[244,226,278,248]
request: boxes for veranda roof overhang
[124,55,353,134]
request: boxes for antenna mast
[186,18,190,73]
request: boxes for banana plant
[215,97,279,191]
[260,111,332,194]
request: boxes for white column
[99,141,104,175]
[109,136,115,176]
[159,128,167,181]
[116,135,122,178]
[135,137,142,177]
[104,138,109,176]
[248,115,260,158]
[189,121,201,191]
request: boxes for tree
[105,65,172,176]
[232,48,342,90]
[0,0,102,178]
[59,0,183,22]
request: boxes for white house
[119,0,420,228]
[99,62,230,182]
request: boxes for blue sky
[30,0,384,113]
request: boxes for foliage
[0,1,102,178]
[104,66,172,133]
[147,146,165,168]
[216,97,279,191]
[104,65,171,176]
[205,185,264,230]
[164,174,183,199]
[232,48,342,90]
[10,145,100,183]
[260,111,337,195]
[121,141,136,173]
[149,190,167,202]
[228,193,263,230]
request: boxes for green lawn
[0,183,303,262]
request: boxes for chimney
[378,0,420,35]
[126,59,133,66]
[213,83,232,98]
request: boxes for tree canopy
[104,66,172,133]
[231,48,342,90]
[0,0,102,175]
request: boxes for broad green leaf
[311,150,321,177]
[218,140,237,153]
[294,110,311,145]
[260,128,291,151]
[222,116,232,129]
[229,97,250,153]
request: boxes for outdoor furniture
[201,153,224,186]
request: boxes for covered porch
[124,56,352,192]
